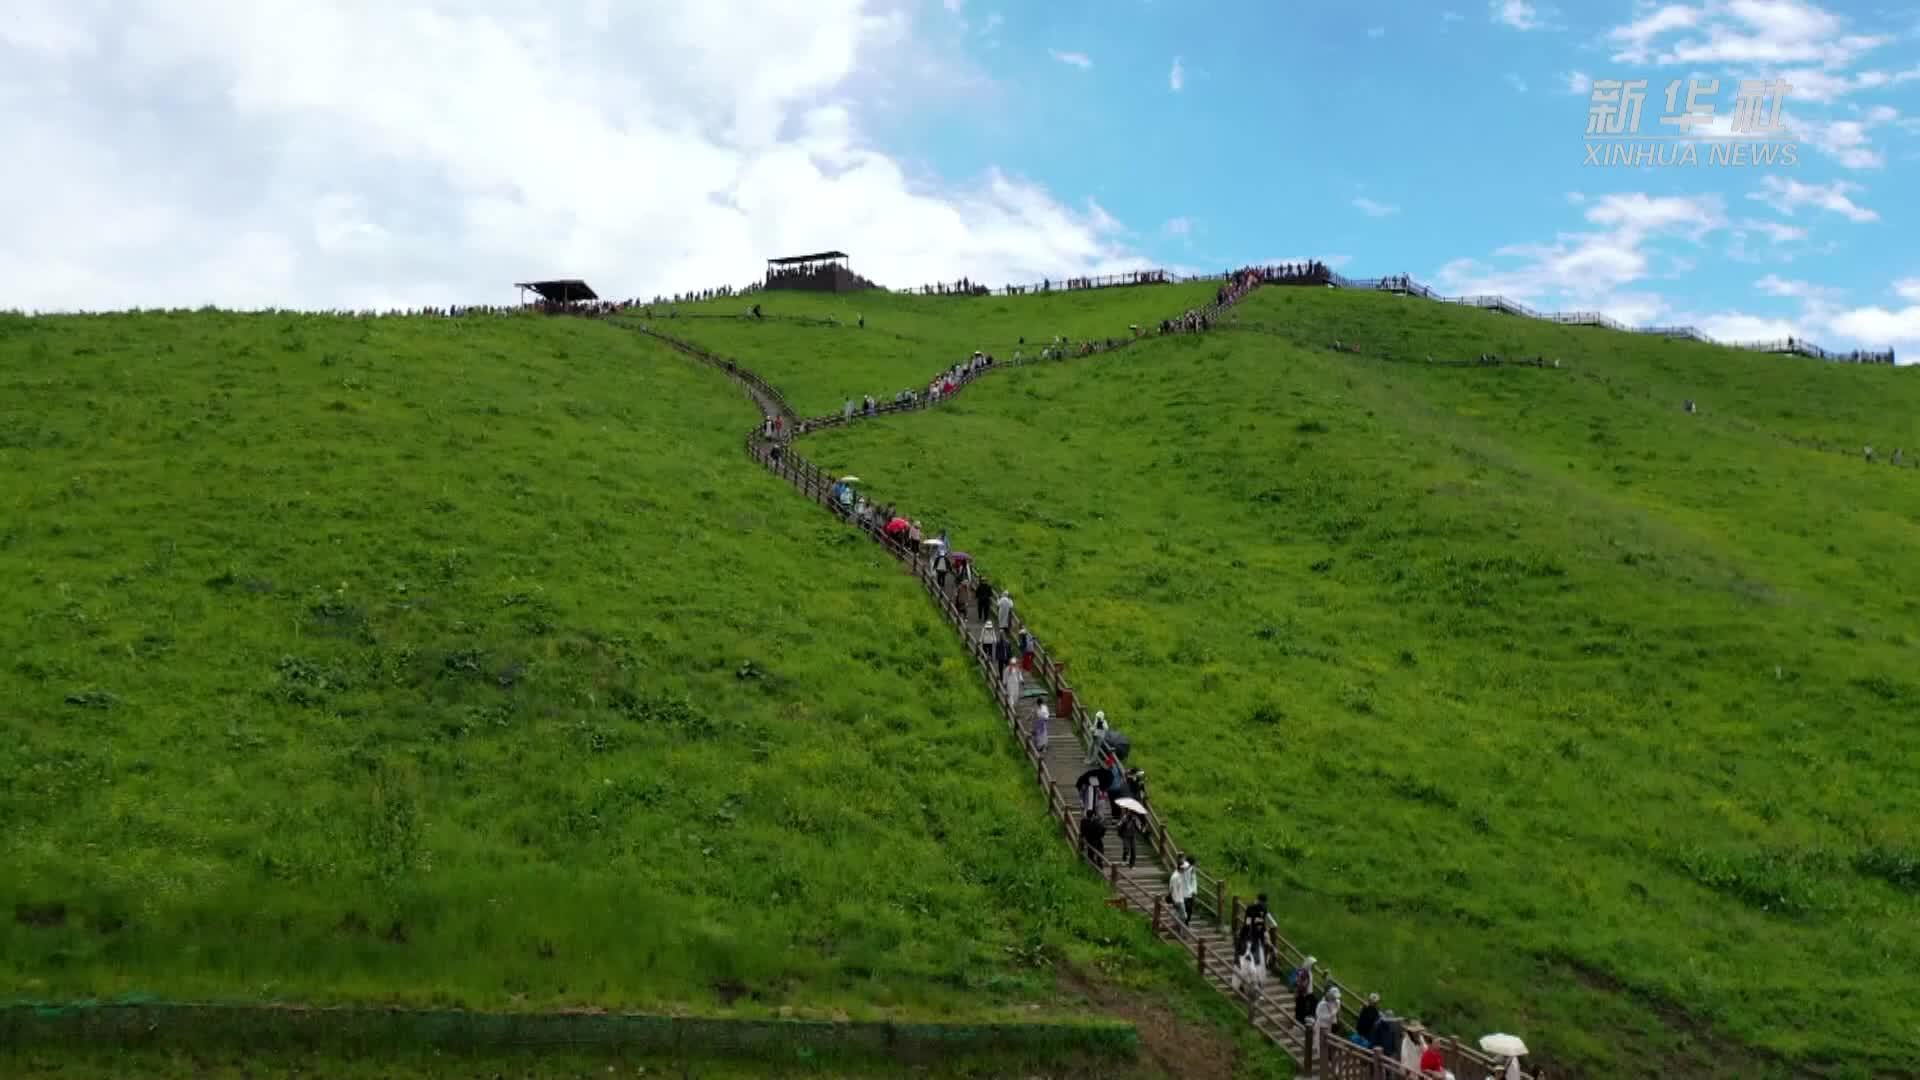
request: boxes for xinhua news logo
[1584,78,1798,168]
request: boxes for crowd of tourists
[906,268,1181,298]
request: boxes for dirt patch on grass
[1054,965,1242,1080]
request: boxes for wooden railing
[1317,270,1892,364]
[622,277,1541,1078]
[622,260,1893,365]
[895,269,1219,298]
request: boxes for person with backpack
[1292,954,1317,1024]
[1243,894,1276,966]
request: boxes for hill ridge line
[613,273,1539,1080]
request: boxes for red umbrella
[885,517,910,534]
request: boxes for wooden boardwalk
[616,275,1537,1080]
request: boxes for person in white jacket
[1314,986,1342,1059]
[1232,943,1266,998]
[1168,855,1197,923]
[1086,710,1109,765]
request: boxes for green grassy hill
[0,310,1282,1076]
[805,289,1920,1078]
[660,281,1221,416]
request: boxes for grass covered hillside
[1241,287,1920,457]
[0,309,1279,1067]
[659,281,1222,416]
[805,295,1920,1078]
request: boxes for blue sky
[2,0,1916,354]
[901,0,1920,352]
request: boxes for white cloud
[1049,48,1092,69]
[0,0,98,59]
[1748,176,1878,221]
[1896,278,1920,303]
[1754,273,1841,304]
[1789,104,1898,169]
[1169,55,1184,90]
[1608,0,1887,68]
[1492,0,1541,31]
[1695,311,1803,340]
[1435,192,1728,319]
[1743,218,1809,244]
[1565,70,1592,94]
[1162,216,1193,237]
[1608,5,1703,63]
[1828,303,1920,345]
[1583,192,1726,241]
[1367,26,1386,38]
[1352,197,1400,217]
[1764,66,1918,103]
[0,1,1170,312]
[1506,73,1530,92]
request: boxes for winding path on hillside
[612,279,1539,1080]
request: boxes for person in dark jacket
[1078,811,1107,864]
[1117,810,1141,868]
[1074,767,1106,813]
[1355,994,1381,1047]
[974,578,994,623]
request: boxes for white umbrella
[920,538,943,546]
[1113,797,1148,816]
[1478,1034,1528,1057]
[839,475,861,483]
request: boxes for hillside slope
[804,297,1920,1077]
[662,281,1221,416]
[0,310,1273,1066]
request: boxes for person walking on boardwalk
[843,396,854,420]
[1117,807,1141,869]
[1087,710,1109,766]
[1168,854,1197,923]
[991,624,1013,673]
[974,578,995,623]
[1314,986,1342,1060]
[1002,654,1023,706]
[995,590,1014,629]
[1356,993,1381,1048]
[1017,627,1035,672]
[978,619,997,665]
[1074,766,1105,814]
[1292,955,1317,1024]
[1032,701,1050,752]
[1079,809,1107,865]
